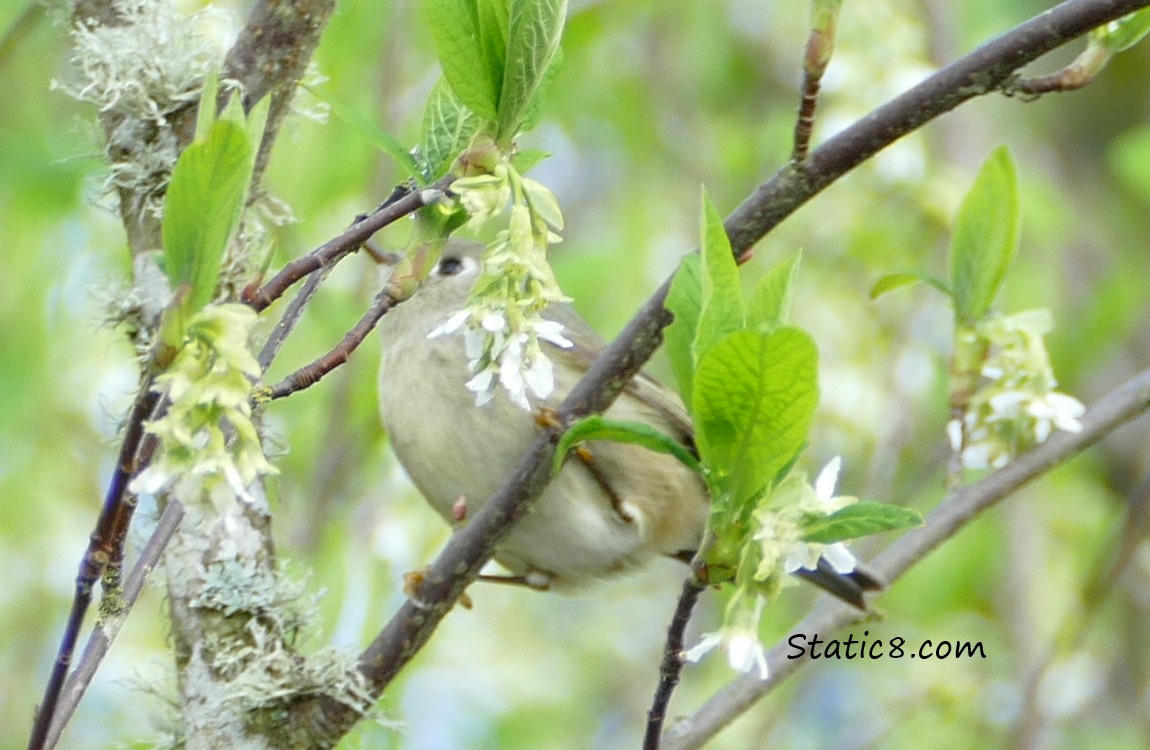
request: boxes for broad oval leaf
[420,77,481,181]
[495,0,567,143]
[800,501,923,544]
[693,327,818,509]
[426,0,502,121]
[948,146,1019,324]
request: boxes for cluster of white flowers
[950,310,1085,470]
[684,458,858,680]
[753,457,859,578]
[438,161,569,410]
[428,305,572,410]
[131,304,276,507]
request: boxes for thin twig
[792,2,840,162]
[257,265,332,371]
[662,367,1150,750]
[645,579,706,750]
[43,500,186,750]
[244,182,445,312]
[263,285,399,401]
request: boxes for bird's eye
[438,256,465,276]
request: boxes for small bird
[378,242,879,606]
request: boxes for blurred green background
[3,1,1150,748]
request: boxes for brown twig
[263,285,399,401]
[243,181,446,312]
[645,578,706,750]
[43,499,186,750]
[1013,37,1112,94]
[27,384,162,750]
[792,3,840,163]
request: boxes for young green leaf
[477,0,510,82]
[304,84,421,180]
[495,0,567,143]
[518,45,564,135]
[194,70,220,141]
[948,146,1020,324]
[426,0,502,121]
[800,501,923,544]
[693,327,819,509]
[1092,8,1150,52]
[664,253,703,410]
[162,118,253,314]
[695,191,744,362]
[553,415,702,476]
[869,271,951,300]
[748,250,802,332]
[510,147,550,174]
[420,77,481,181]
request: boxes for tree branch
[43,500,186,750]
[290,0,1150,739]
[219,0,337,186]
[662,366,1150,749]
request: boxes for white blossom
[683,595,769,680]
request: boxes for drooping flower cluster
[131,303,276,507]
[437,161,569,410]
[949,309,1085,470]
[684,458,859,680]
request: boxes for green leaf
[162,119,253,313]
[693,327,819,508]
[948,146,1019,324]
[510,147,550,174]
[1093,9,1150,52]
[869,271,951,300]
[426,0,502,121]
[518,45,564,134]
[241,95,271,166]
[304,84,421,181]
[695,190,744,362]
[477,0,510,83]
[419,77,481,181]
[553,415,702,476]
[748,250,802,332]
[800,501,923,544]
[664,253,703,411]
[194,70,220,141]
[495,0,567,143]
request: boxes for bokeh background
[3,1,1150,748]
